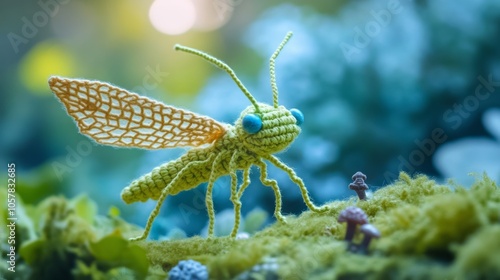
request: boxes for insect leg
[228,151,245,237]
[231,165,251,237]
[129,155,214,241]
[265,155,327,213]
[205,152,225,237]
[255,160,286,224]
[237,167,251,200]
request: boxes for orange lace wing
[49,76,226,149]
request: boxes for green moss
[141,172,499,279]
[453,225,500,278]
[3,172,498,279]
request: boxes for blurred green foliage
[0,192,150,279]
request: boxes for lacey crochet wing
[49,76,226,149]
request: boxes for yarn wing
[49,76,226,149]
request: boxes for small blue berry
[168,259,208,280]
[242,114,262,134]
[290,108,304,126]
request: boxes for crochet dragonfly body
[49,32,326,241]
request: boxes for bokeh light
[18,41,76,95]
[149,0,196,35]
[191,0,233,32]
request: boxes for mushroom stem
[359,224,380,254]
[354,189,367,200]
[345,222,356,241]
[360,235,373,252]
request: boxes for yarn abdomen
[120,129,254,204]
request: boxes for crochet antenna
[174,31,294,111]
[174,43,261,113]
[270,31,293,108]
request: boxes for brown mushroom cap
[349,172,369,192]
[360,224,380,238]
[337,206,368,224]
[352,171,367,181]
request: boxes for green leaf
[19,239,46,265]
[70,194,98,224]
[89,233,149,277]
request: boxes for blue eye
[290,108,304,126]
[242,114,262,134]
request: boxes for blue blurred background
[1,0,500,238]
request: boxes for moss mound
[2,172,498,279]
[142,172,500,279]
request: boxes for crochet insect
[48,32,326,241]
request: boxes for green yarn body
[120,130,252,204]
[120,103,299,204]
[124,33,327,240]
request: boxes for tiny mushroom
[337,206,368,242]
[359,223,380,254]
[349,171,369,200]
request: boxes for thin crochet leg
[206,153,224,237]
[129,155,213,241]
[256,160,286,223]
[237,166,251,200]
[228,152,241,237]
[265,155,327,213]
[231,166,251,237]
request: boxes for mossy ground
[141,172,500,279]
[2,172,499,279]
